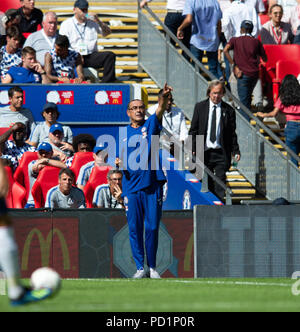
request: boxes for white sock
[0,227,23,299]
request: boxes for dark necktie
[210,105,217,143]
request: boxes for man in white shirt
[24,12,58,66]
[59,0,116,83]
[147,89,188,155]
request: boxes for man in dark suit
[189,80,240,200]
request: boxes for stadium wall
[10,209,194,279]
[194,205,300,278]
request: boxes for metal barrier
[138,4,300,201]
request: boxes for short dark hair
[6,25,22,41]
[269,4,283,14]
[55,34,70,49]
[8,86,23,98]
[59,168,75,180]
[72,134,96,152]
[21,46,36,57]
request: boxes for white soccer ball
[30,267,61,293]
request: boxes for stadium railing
[138,2,300,201]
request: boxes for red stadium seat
[272,60,300,101]
[31,166,61,208]
[12,182,27,208]
[84,166,112,208]
[70,152,94,181]
[0,0,20,12]
[14,151,38,201]
[5,166,14,208]
[0,128,13,141]
[260,45,300,99]
[259,14,270,26]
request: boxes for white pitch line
[64,279,292,287]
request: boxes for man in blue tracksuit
[116,83,172,278]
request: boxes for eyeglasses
[129,106,145,111]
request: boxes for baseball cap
[38,142,53,152]
[241,20,254,33]
[49,123,64,134]
[74,0,89,9]
[43,102,58,113]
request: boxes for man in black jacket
[189,80,240,200]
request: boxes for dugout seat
[0,0,20,12]
[84,165,112,208]
[5,166,27,208]
[272,60,300,101]
[31,166,61,208]
[14,151,38,201]
[0,128,13,140]
[70,152,94,181]
[5,166,14,208]
[259,14,270,26]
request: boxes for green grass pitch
[0,278,300,312]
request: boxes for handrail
[138,2,300,166]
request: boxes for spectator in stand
[268,0,297,23]
[43,123,74,162]
[93,169,124,209]
[147,89,188,156]
[290,0,300,35]
[0,26,23,79]
[260,4,294,44]
[244,0,266,14]
[0,86,36,138]
[45,168,86,209]
[224,20,267,118]
[140,0,192,60]
[189,80,240,200]
[17,0,43,35]
[44,34,85,83]
[59,0,116,83]
[65,133,96,168]
[25,142,67,208]
[28,102,73,148]
[2,46,51,84]
[257,74,300,166]
[0,122,36,171]
[77,145,108,191]
[177,0,223,79]
[23,12,58,66]
[0,9,23,47]
[294,24,300,42]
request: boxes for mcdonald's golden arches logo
[21,228,70,271]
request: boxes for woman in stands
[257,74,300,166]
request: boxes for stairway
[35,0,260,203]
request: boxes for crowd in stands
[1,0,300,207]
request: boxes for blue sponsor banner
[0,84,132,124]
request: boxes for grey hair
[43,11,57,22]
[107,169,123,181]
[206,80,226,96]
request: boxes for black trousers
[204,149,227,201]
[83,51,116,83]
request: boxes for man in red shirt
[224,20,267,120]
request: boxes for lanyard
[73,18,87,41]
[42,30,56,49]
[163,111,173,130]
[271,24,282,44]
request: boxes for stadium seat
[70,152,94,180]
[272,60,300,101]
[14,151,38,201]
[259,14,270,26]
[260,45,300,99]
[31,166,61,208]
[83,165,112,208]
[0,0,20,12]
[12,182,27,208]
[5,166,14,208]
[0,128,13,140]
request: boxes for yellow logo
[21,228,70,271]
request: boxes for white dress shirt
[206,100,222,150]
[222,0,261,40]
[59,16,102,55]
[147,103,189,147]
